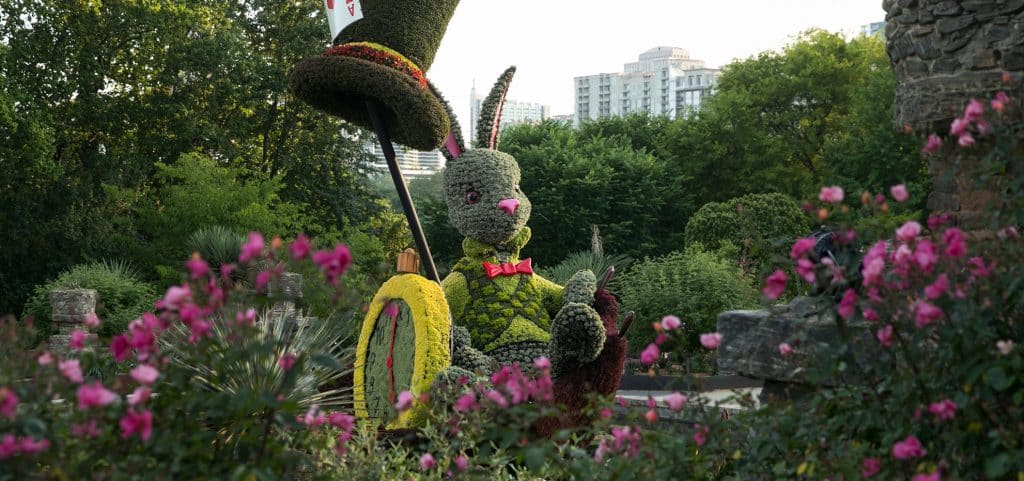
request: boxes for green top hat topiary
[289,0,460,151]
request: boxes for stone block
[933,1,963,16]
[937,15,976,34]
[717,297,878,388]
[931,57,959,74]
[1004,51,1024,71]
[961,0,996,12]
[270,272,303,300]
[910,25,935,37]
[905,59,930,75]
[50,289,97,325]
[927,191,961,212]
[967,50,999,70]
[941,30,974,53]
[915,39,942,60]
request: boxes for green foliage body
[685,192,810,276]
[0,0,385,315]
[21,261,157,344]
[619,246,757,355]
[501,119,692,266]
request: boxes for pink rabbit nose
[498,198,520,216]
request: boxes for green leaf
[986,366,1014,391]
[984,453,1011,478]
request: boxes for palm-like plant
[539,226,632,288]
[160,307,355,410]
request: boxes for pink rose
[896,221,922,243]
[796,258,816,283]
[278,353,297,372]
[964,98,984,121]
[818,186,845,203]
[84,313,102,328]
[778,343,793,356]
[660,315,682,331]
[763,270,788,300]
[949,117,970,137]
[921,134,942,154]
[837,289,857,320]
[700,332,722,350]
[239,232,265,263]
[876,325,894,348]
[289,234,311,260]
[924,274,949,300]
[640,343,660,365]
[128,387,151,406]
[928,399,957,420]
[533,356,551,371]
[59,359,84,384]
[790,237,816,259]
[130,364,160,385]
[958,133,976,147]
[890,184,909,202]
[119,409,153,441]
[76,382,118,410]
[186,254,209,280]
[861,457,882,478]
[454,454,469,472]
[419,453,436,471]
[454,392,477,412]
[892,435,927,460]
[912,471,941,481]
[664,392,688,412]
[914,301,944,328]
[394,391,414,412]
[0,388,17,419]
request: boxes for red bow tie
[482,258,533,279]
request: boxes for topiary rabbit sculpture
[432,68,628,417]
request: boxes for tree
[501,119,694,265]
[662,30,927,203]
[0,0,386,314]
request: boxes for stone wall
[885,0,1023,229]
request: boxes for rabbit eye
[514,184,521,193]
[465,190,481,205]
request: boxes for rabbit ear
[429,81,465,161]
[475,66,516,150]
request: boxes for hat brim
[289,55,449,151]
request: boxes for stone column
[884,0,1023,229]
[268,272,303,323]
[49,289,98,353]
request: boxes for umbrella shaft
[365,100,441,284]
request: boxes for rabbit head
[435,67,531,247]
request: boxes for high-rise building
[469,86,551,143]
[573,47,721,125]
[366,143,445,178]
[861,21,886,38]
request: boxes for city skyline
[422,0,886,133]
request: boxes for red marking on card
[326,0,334,9]
[348,4,355,16]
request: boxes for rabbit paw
[548,302,606,377]
[562,269,597,305]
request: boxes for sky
[423,0,887,137]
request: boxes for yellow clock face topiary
[353,273,450,429]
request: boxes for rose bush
[2,91,1022,480]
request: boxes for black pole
[364,99,441,284]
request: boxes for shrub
[1,235,357,479]
[539,226,632,287]
[684,192,809,276]
[185,226,244,276]
[618,245,757,356]
[20,260,158,344]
